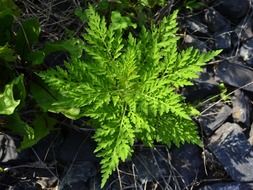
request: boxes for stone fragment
[215,61,253,92]
[184,19,209,35]
[208,122,253,182]
[198,103,232,136]
[183,34,208,52]
[204,8,231,33]
[171,144,204,189]
[214,32,231,50]
[240,38,253,66]
[232,90,252,127]
[0,134,18,163]
[214,0,249,20]
[235,13,253,42]
[199,182,253,190]
[59,161,96,190]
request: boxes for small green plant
[39,6,221,187]
[0,0,59,150]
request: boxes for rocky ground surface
[2,0,253,189]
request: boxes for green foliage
[0,44,16,62]
[39,6,221,187]
[0,0,61,151]
[183,0,206,11]
[0,76,22,115]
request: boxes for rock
[204,8,231,33]
[232,90,252,127]
[208,122,253,182]
[171,144,205,189]
[36,177,58,189]
[183,34,208,52]
[213,32,231,50]
[199,182,253,190]
[235,13,253,42]
[59,161,96,190]
[183,19,209,36]
[57,128,97,163]
[202,149,227,178]
[198,103,232,136]
[240,38,253,66]
[214,0,250,20]
[215,61,253,92]
[0,134,18,163]
[248,123,253,145]
[183,72,220,102]
[132,148,169,184]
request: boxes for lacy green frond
[39,5,221,187]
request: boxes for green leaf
[30,81,81,119]
[15,18,41,58]
[11,74,26,109]
[27,50,46,65]
[0,0,20,16]
[110,11,136,31]
[0,0,20,45]
[44,38,84,59]
[0,44,16,62]
[5,113,34,150]
[184,0,206,11]
[19,114,56,150]
[0,77,22,115]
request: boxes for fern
[39,6,221,187]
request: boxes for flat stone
[183,34,208,52]
[171,144,204,188]
[0,134,18,163]
[198,103,232,136]
[235,13,253,42]
[240,38,253,66]
[214,32,231,50]
[184,19,209,36]
[59,161,96,190]
[199,182,253,190]
[214,0,250,20]
[232,90,252,127]
[208,122,253,182]
[204,8,231,33]
[215,61,253,92]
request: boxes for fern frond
[94,107,135,187]
[39,6,220,187]
[153,113,202,147]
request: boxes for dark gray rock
[215,61,253,92]
[184,19,209,36]
[199,182,253,190]
[57,128,97,163]
[214,32,231,50]
[214,0,250,20]
[232,90,252,127]
[198,103,232,136]
[183,34,208,52]
[171,144,205,189]
[208,122,253,182]
[132,148,169,183]
[235,13,253,42]
[240,38,253,66]
[248,123,253,145]
[183,72,220,102]
[0,134,18,163]
[60,161,96,190]
[204,8,230,33]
